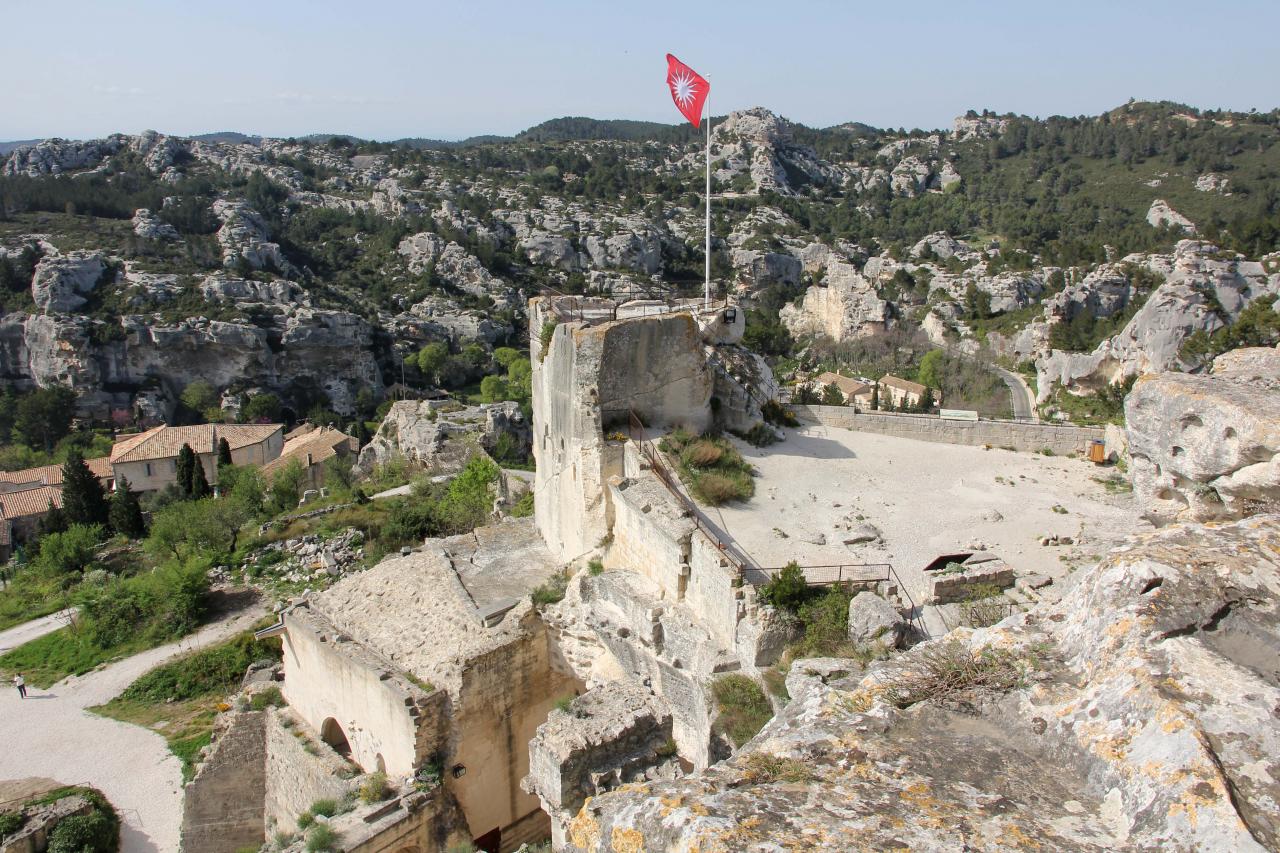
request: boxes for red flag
[666,54,709,128]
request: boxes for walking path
[0,609,77,654]
[0,608,261,852]
[993,366,1038,421]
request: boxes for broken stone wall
[531,298,713,563]
[264,708,354,834]
[179,708,266,853]
[686,533,743,652]
[281,608,436,777]
[793,404,1102,455]
[604,476,693,599]
[447,613,580,847]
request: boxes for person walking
[13,673,26,699]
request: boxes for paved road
[993,366,1038,421]
[0,609,77,654]
[0,609,261,853]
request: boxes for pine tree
[870,384,880,411]
[61,451,108,527]
[38,501,68,537]
[920,387,936,412]
[189,458,211,499]
[217,437,233,467]
[108,475,146,538]
[175,444,196,498]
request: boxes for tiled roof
[814,372,871,396]
[0,457,112,487]
[880,374,928,396]
[262,427,356,478]
[0,484,63,519]
[111,424,282,464]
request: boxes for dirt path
[0,608,262,852]
[0,609,77,654]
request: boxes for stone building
[879,373,932,408]
[109,422,283,492]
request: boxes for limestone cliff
[566,514,1280,851]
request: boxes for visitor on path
[13,673,26,698]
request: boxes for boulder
[31,251,107,313]
[355,399,529,476]
[846,591,906,647]
[1126,355,1280,524]
[132,208,179,241]
[1146,199,1197,234]
[212,199,294,274]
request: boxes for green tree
[964,282,993,320]
[919,386,937,412]
[412,341,450,386]
[37,501,69,537]
[217,437,233,467]
[14,386,77,452]
[268,458,306,514]
[61,452,109,527]
[240,393,282,424]
[479,375,509,403]
[180,381,218,419]
[34,524,102,577]
[821,383,845,406]
[492,347,522,368]
[189,458,211,499]
[760,562,808,612]
[870,384,880,411]
[175,444,197,498]
[917,350,944,389]
[108,476,146,539]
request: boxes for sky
[3,0,1278,141]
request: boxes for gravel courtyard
[705,423,1145,605]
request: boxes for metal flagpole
[704,90,711,310]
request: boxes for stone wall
[792,404,1103,455]
[686,532,742,652]
[448,614,580,848]
[281,608,438,777]
[604,476,693,599]
[179,709,267,853]
[531,297,713,563]
[264,709,354,834]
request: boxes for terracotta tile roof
[880,374,928,396]
[0,457,112,487]
[814,372,871,397]
[262,427,356,478]
[0,484,63,519]
[111,424,282,464]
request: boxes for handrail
[789,402,1103,431]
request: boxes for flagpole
[704,91,711,311]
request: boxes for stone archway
[320,717,352,758]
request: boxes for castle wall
[792,404,1103,455]
[264,709,354,834]
[179,709,267,853]
[281,609,436,778]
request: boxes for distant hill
[190,131,261,145]
[0,139,42,156]
[515,117,701,144]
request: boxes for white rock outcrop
[31,251,107,313]
[1146,199,1197,234]
[779,261,890,341]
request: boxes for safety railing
[744,563,891,587]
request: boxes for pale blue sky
[3,0,1277,140]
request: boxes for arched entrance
[320,717,352,758]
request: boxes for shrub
[531,570,569,606]
[736,423,779,447]
[691,471,753,505]
[309,799,338,818]
[48,810,117,853]
[759,562,808,612]
[510,491,534,518]
[740,751,810,784]
[122,631,280,703]
[0,811,25,838]
[250,686,286,710]
[792,585,859,659]
[681,440,723,468]
[538,321,558,360]
[761,399,798,427]
[296,811,314,829]
[305,824,339,853]
[883,641,1029,709]
[958,584,1010,629]
[587,559,604,576]
[712,674,772,748]
[358,771,389,804]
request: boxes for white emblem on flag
[671,71,697,108]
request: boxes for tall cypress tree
[108,475,146,538]
[189,458,211,499]
[217,437,233,467]
[38,501,68,537]
[61,451,108,527]
[175,443,196,498]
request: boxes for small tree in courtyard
[109,475,146,538]
[62,451,109,527]
[176,444,197,498]
[821,383,845,406]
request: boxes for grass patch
[958,584,1011,629]
[90,629,281,782]
[739,751,811,784]
[883,640,1031,709]
[711,674,772,748]
[305,823,339,852]
[661,428,756,506]
[531,569,569,606]
[358,771,389,804]
[0,626,150,688]
[509,490,534,518]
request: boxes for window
[145,463,152,477]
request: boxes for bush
[309,799,338,818]
[740,752,810,784]
[712,674,772,748]
[305,824,339,853]
[587,559,604,576]
[792,585,858,659]
[122,631,280,703]
[759,563,808,612]
[250,685,286,710]
[40,788,118,853]
[761,399,798,427]
[358,771,389,804]
[0,811,25,838]
[531,570,569,606]
[296,811,314,829]
[681,440,723,468]
[883,641,1029,709]
[538,321,558,360]
[509,491,534,518]
[691,471,754,505]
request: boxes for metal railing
[745,563,892,587]
[539,286,731,326]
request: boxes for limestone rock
[31,251,107,313]
[1126,362,1280,524]
[3,136,123,176]
[890,156,932,196]
[1211,345,1280,390]
[1146,199,1197,234]
[846,591,905,647]
[212,199,294,275]
[568,514,1280,852]
[909,232,966,260]
[952,114,1009,140]
[355,400,528,476]
[520,231,582,270]
[131,208,179,241]
[729,249,802,293]
[200,275,309,307]
[779,261,891,341]
[1195,173,1230,194]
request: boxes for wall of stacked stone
[605,476,693,598]
[179,709,267,853]
[264,708,354,833]
[791,405,1104,455]
[686,532,740,651]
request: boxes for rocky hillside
[1,102,1278,424]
